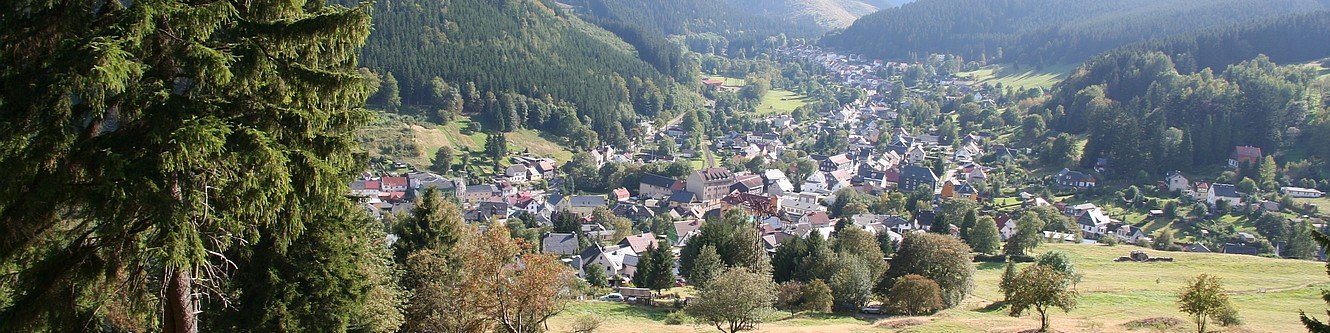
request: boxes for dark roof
[913,211,936,228]
[696,167,733,182]
[1212,183,1241,198]
[1221,243,1260,255]
[641,173,678,188]
[1057,168,1096,183]
[900,165,938,182]
[542,233,580,255]
[668,190,699,203]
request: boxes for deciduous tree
[1178,274,1236,333]
[1007,265,1078,332]
[685,268,777,333]
[878,233,975,308]
[888,275,944,316]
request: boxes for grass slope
[959,63,1077,90]
[360,114,574,168]
[756,90,812,115]
[548,243,1328,332]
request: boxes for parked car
[598,293,624,302]
[860,305,882,314]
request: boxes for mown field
[359,113,574,169]
[705,75,811,115]
[756,90,812,115]
[548,243,1330,333]
[959,64,1078,90]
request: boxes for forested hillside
[361,0,697,147]
[1037,50,1330,182]
[823,0,1327,66]
[1121,11,1330,73]
[570,0,895,55]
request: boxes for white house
[1207,183,1244,207]
[1164,171,1190,194]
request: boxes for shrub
[1100,236,1119,246]
[569,315,603,333]
[664,311,694,325]
[888,274,944,316]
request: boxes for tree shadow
[975,301,1008,314]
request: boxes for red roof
[612,187,631,201]
[702,78,725,86]
[381,177,408,189]
[827,154,852,165]
[1231,146,1262,163]
[805,211,831,226]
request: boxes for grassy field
[959,63,1078,90]
[1294,197,1330,218]
[548,243,1329,333]
[756,89,812,115]
[412,118,573,164]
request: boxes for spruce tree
[0,0,374,331]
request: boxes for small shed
[618,287,653,304]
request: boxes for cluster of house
[351,155,563,223]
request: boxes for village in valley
[349,44,1330,332]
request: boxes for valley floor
[548,243,1329,332]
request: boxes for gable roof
[1231,146,1262,160]
[541,233,579,255]
[1212,183,1241,198]
[827,154,852,165]
[618,233,659,254]
[668,190,700,204]
[900,165,937,182]
[641,173,679,188]
[696,167,733,182]
[569,195,607,207]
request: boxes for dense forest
[1038,50,1330,183]
[823,0,1327,66]
[1120,11,1330,73]
[360,0,700,147]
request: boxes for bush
[1216,304,1242,326]
[569,315,604,333]
[1099,236,1119,246]
[663,311,694,325]
[888,274,944,316]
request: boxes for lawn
[1294,197,1330,217]
[755,89,811,115]
[547,243,1329,333]
[959,63,1078,90]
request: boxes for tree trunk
[1038,306,1049,332]
[164,268,196,333]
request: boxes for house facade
[687,167,736,206]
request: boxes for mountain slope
[1122,10,1330,73]
[728,0,886,29]
[573,0,893,38]
[361,0,689,146]
[824,0,1327,65]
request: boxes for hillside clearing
[960,64,1078,90]
[756,89,812,115]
